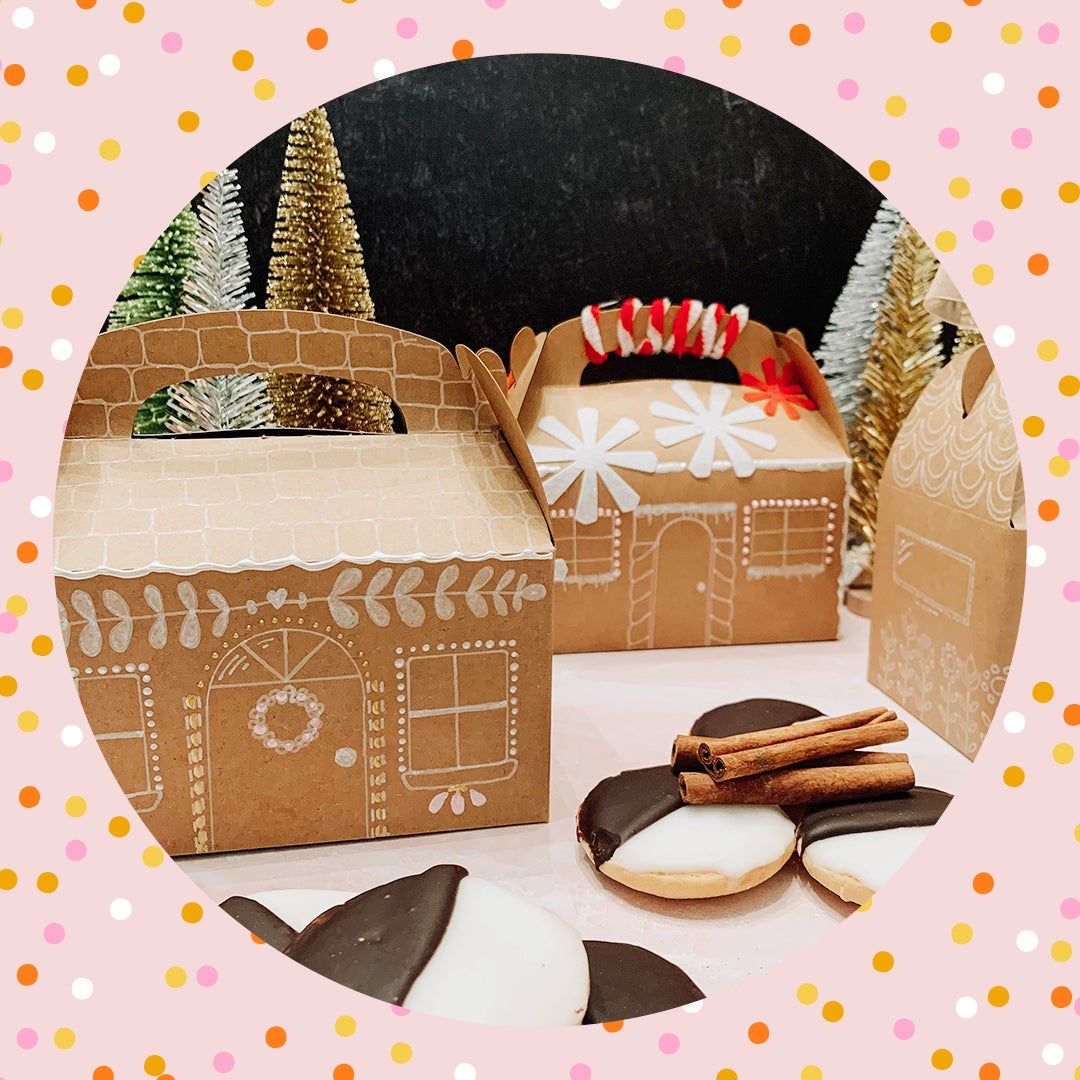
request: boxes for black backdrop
[232,55,882,360]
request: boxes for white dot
[1003,710,1026,734]
[1017,929,1039,952]
[109,898,132,921]
[1043,1043,1065,1066]
[51,338,73,362]
[33,131,56,155]
[983,72,1006,95]
[98,54,121,77]
[1027,544,1047,568]
[29,495,52,518]
[600,0,622,7]
[372,58,396,79]
[681,999,704,1013]
[993,325,1016,347]
[60,725,84,748]
[955,995,977,1018]
[71,977,94,1000]
[12,7,34,30]
[454,1066,477,1080]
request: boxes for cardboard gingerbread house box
[869,344,1025,759]
[55,311,554,855]
[503,299,852,653]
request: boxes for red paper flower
[740,356,818,420]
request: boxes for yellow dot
[17,710,38,733]
[165,966,187,988]
[1054,743,1075,765]
[858,897,873,913]
[872,951,894,972]
[178,111,200,133]
[31,635,53,656]
[1053,940,1073,962]
[948,177,971,199]
[253,78,276,101]
[936,231,957,253]
[390,1043,412,1065]
[143,1055,166,1076]
[200,170,217,188]
[123,2,145,22]
[931,1048,954,1070]
[1001,187,1023,209]
[972,264,994,286]
[868,160,891,182]
[664,8,686,29]
[54,1028,76,1050]
[142,845,164,867]
[1003,765,1025,787]
[885,96,907,117]
[1023,415,1045,437]
[108,816,130,837]
[0,869,16,890]
[821,1000,844,1022]
[1061,182,1080,204]
[930,22,952,43]
[255,0,275,6]
[99,139,121,161]
[2,307,24,329]
[334,1015,357,1037]
[1001,22,1023,44]
[181,901,204,924]
[802,1069,823,1080]
[22,369,43,391]
[796,982,819,1004]
[1037,339,1060,361]
[951,922,973,944]
[7,595,27,615]
[0,121,21,143]
[1060,376,1080,397]
[719,35,741,57]
[65,796,87,817]
[37,871,58,893]
[987,985,1010,1007]
[1035,681,1056,702]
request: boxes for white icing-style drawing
[549,507,622,585]
[248,684,325,754]
[529,407,658,525]
[891,526,975,626]
[650,381,777,479]
[740,498,838,580]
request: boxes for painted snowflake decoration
[529,407,658,525]
[650,381,778,479]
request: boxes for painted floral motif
[650,380,777,479]
[427,785,488,816]
[740,356,818,420]
[529,406,658,525]
[248,684,325,755]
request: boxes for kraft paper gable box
[496,300,851,653]
[868,343,1025,759]
[55,311,554,855]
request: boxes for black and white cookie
[221,865,590,1027]
[576,699,821,899]
[583,940,703,1023]
[797,786,953,905]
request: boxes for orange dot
[1003,765,1025,787]
[333,1067,355,1080]
[307,28,328,50]
[789,24,811,46]
[748,1021,769,1044]
[181,902,203,924]
[265,1026,287,1049]
[1035,681,1055,703]
[232,50,255,71]
[67,65,89,87]
[987,985,1009,1007]
[37,872,58,893]
[93,1068,114,1080]
[51,285,74,306]
[930,22,952,43]
[0,346,11,368]
[1028,253,1050,275]
[144,1056,166,1077]
[722,0,742,6]
[18,786,39,808]
[978,1066,1000,1080]
[108,816,130,837]
[1065,705,1080,726]
[76,0,97,8]
[177,111,200,133]
[16,541,37,564]
[123,3,145,22]
[31,635,53,656]
[1039,500,1060,522]
[17,962,38,985]
[972,872,994,894]
[963,0,982,5]
[4,65,26,87]
[603,1021,623,1033]
[453,39,475,61]
[1061,376,1080,397]
[78,189,100,212]
[251,932,266,944]
[1039,86,1060,108]
[1051,985,1072,1008]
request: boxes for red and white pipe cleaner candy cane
[723,303,749,355]
[697,303,728,359]
[581,304,608,364]
[666,299,704,357]
[615,298,642,356]
[640,298,670,355]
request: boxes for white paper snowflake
[650,381,777,479]
[529,407,658,525]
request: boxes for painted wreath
[248,684,325,755]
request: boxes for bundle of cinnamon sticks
[671,707,914,806]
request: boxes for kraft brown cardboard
[56,311,554,854]
[498,302,851,653]
[868,344,1024,758]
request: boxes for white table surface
[181,608,970,994]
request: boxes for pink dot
[390,1005,410,1016]
[1061,898,1080,919]
[0,613,17,634]
[1012,128,1033,150]
[0,164,11,186]
[658,1033,680,1055]
[938,127,960,150]
[1060,438,1079,460]
[161,32,183,54]
[569,1067,591,1080]
[396,17,418,39]
[893,1018,915,1040]
[843,12,865,34]
[972,220,995,242]
[0,461,12,482]
[1064,581,1080,603]
[486,0,506,6]
[664,56,686,74]
[65,839,87,861]
[837,78,859,101]
[1039,23,1061,44]
[213,1052,234,1074]
[16,1028,37,1050]
[43,922,65,944]
[196,965,218,987]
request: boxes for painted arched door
[653,518,713,648]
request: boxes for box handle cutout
[960,344,994,419]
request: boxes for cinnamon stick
[679,760,915,806]
[670,707,890,772]
[700,718,909,782]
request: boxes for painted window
[742,498,838,580]
[551,507,622,585]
